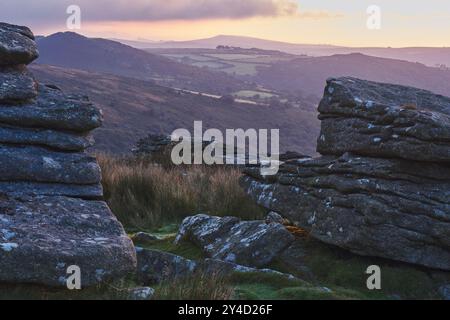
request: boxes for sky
[1,0,450,47]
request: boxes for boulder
[135,247,298,285]
[0,145,101,185]
[0,125,94,151]
[0,23,38,66]
[242,153,450,271]
[175,214,295,268]
[0,66,37,103]
[0,85,103,133]
[317,77,450,162]
[136,248,197,285]
[265,211,285,225]
[0,195,136,287]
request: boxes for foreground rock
[136,247,297,285]
[175,214,295,268]
[242,77,450,271]
[0,195,136,286]
[136,248,197,284]
[317,77,450,162]
[0,23,136,287]
[242,154,450,270]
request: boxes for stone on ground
[175,214,295,268]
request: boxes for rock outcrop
[175,214,295,268]
[0,23,136,287]
[317,77,450,162]
[242,77,450,271]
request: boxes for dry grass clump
[97,154,265,230]
[153,272,234,300]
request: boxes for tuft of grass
[98,154,265,231]
[0,278,137,300]
[153,272,234,300]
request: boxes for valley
[30,64,320,155]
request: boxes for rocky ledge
[317,77,450,162]
[0,23,136,287]
[241,77,450,271]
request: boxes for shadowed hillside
[30,64,320,155]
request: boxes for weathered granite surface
[175,214,295,268]
[0,145,101,184]
[242,153,450,270]
[0,85,103,132]
[0,23,38,66]
[317,77,450,162]
[0,23,136,287]
[0,195,136,287]
[136,247,297,285]
[0,181,103,199]
[242,77,450,271]
[0,66,37,103]
[0,125,93,151]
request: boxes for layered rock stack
[0,23,136,286]
[242,77,450,271]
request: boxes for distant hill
[137,35,450,67]
[30,64,320,155]
[253,53,450,98]
[109,38,159,49]
[35,32,250,95]
[139,34,340,54]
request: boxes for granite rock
[0,195,137,287]
[0,23,38,66]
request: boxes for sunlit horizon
[2,0,450,47]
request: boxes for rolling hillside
[254,53,450,98]
[138,35,450,67]
[35,32,251,95]
[30,64,320,155]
